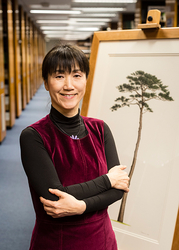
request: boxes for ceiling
[17,0,136,41]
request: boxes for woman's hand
[40,189,86,218]
[106,165,130,192]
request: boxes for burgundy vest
[28,115,117,250]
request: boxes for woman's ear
[44,81,49,91]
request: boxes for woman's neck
[51,104,79,118]
[49,105,87,139]
[50,105,80,124]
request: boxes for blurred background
[0,1,179,249]
[18,0,179,54]
[0,0,179,142]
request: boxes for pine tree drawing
[111,70,174,223]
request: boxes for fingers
[40,189,66,207]
[123,175,130,181]
[40,197,55,207]
[115,182,129,192]
[48,188,65,197]
[113,173,130,191]
[40,196,47,204]
[118,165,127,170]
[116,171,129,181]
[40,197,58,217]
[124,187,130,193]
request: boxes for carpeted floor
[0,84,51,250]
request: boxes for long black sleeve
[84,122,123,212]
[84,188,123,213]
[20,120,123,212]
[20,127,111,201]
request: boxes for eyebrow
[73,69,82,73]
[55,69,82,74]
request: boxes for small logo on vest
[70,135,79,140]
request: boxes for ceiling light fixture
[30,4,70,9]
[70,18,111,22]
[41,26,100,32]
[45,34,92,40]
[40,26,74,30]
[77,27,100,31]
[72,7,125,12]
[36,20,106,26]
[71,13,117,17]
[44,32,93,36]
[45,34,87,37]
[43,31,92,35]
[30,10,81,14]
[36,18,111,23]
[73,0,136,2]
[36,20,72,24]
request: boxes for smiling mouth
[60,94,77,98]
[61,94,77,97]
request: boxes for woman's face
[45,66,87,117]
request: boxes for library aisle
[0,84,50,250]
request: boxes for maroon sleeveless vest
[28,115,117,250]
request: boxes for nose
[63,76,74,90]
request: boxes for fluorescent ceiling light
[46,35,91,41]
[36,20,72,24]
[36,18,111,23]
[71,13,116,17]
[72,7,125,12]
[30,5,70,9]
[69,18,111,21]
[41,26,100,31]
[73,0,136,2]
[43,31,92,35]
[30,10,81,14]
[37,20,106,26]
[41,26,75,30]
[77,27,100,31]
[45,33,92,38]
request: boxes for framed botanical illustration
[81,27,179,250]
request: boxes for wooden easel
[138,9,161,29]
[82,10,179,117]
[138,12,179,248]
[81,9,179,250]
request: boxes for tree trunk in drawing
[118,107,143,222]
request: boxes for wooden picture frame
[81,27,179,250]
[81,28,179,117]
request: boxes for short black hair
[42,44,90,82]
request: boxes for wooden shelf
[0,0,45,142]
[19,5,27,110]
[12,0,22,117]
[25,12,30,104]
[2,0,15,128]
[0,0,6,142]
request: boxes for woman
[20,44,129,250]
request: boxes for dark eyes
[55,74,81,79]
[74,74,81,78]
[56,75,63,79]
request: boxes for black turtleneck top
[20,106,123,214]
